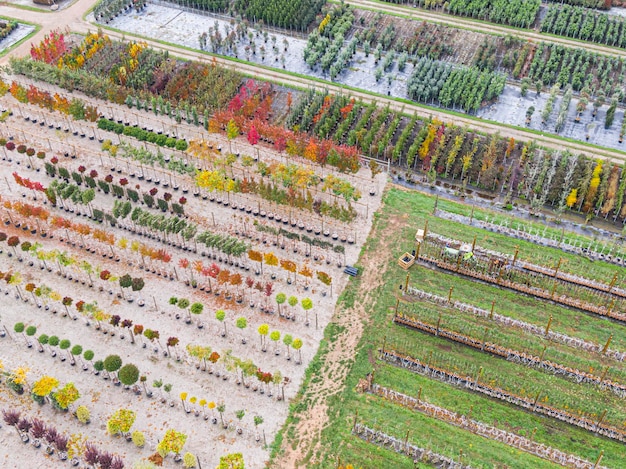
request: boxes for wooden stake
[606,298,615,315]
[467,405,473,420]
[539,345,547,362]
[532,390,541,409]
[469,205,475,224]
[550,258,563,299]
[489,300,495,319]
[432,194,438,214]
[544,315,553,336]
[448,286,454,303]
[471,235,477,252]
[608,272,618,293]
[594,450,604,468]
[602,334,613,354]
[417,386,422,402]
[530,427,537,442]
[512,246,519,266]
[595,409,607,429]
[415,241,421,260]
[404,273,410,292]
[352,410,359,430]
[382,335,387,354]
[423,220,428,240]
[600,366,609,384]
[395,298,399,315]
[404,429,410,449]
[436,313,442,336]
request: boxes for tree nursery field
[0,0,626,468]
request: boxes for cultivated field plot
[0,51,384,468]
[274,187,626,468]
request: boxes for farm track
[3,1,626,165]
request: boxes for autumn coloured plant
[30,30,68,65]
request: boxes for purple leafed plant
[111,455,125,469]
[17,418,32,433]
[30,419,47,439]
[98,451,113,469]
[45,427,58,445]
[2,409,20,426]
[84,442,100,465]
[55,434,68,452]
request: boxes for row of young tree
[541,5,626,49]
[407,57,506,113]
[526,43,625,100]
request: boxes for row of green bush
[97,119,188,151]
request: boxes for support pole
[448,286,454,303]
[489,300,495,319]
[544,315,553,336]
[594,451,604,469]
[602,334,613,354]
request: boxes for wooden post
[395,298,399,315]
[415,241,421,260]
[559,226,565,246]
[417,386,422,402]
[489,300,495,319]
[608,272,618,294]
[551,258,562,298]
[436,313,442,336]
[469,205,475,224]
[467,405,473,420]
[432,194,439,214]
[607,298,616,315]
[602,334,613,354]
[423,220,428,240]
[426,350,433,368]
[512,246,519,267]
[539,345,547,362]
[594,450,604,469]
[532,390,541,409]
[471,235,477,252]
[595,409,607,429]
[600,366,609,384]
[456,253,462,270]
[382,335,387,354]
[448,286,454,303]
[352,410,359,430]
[404,429,410,450]
[544,315,553,336]
[530,427,537,442]
[405,273,410,292]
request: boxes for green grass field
[273,187,624,468]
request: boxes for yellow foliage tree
[32,375,59,397]
[264,252,278,267]
[565,189,578,208]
